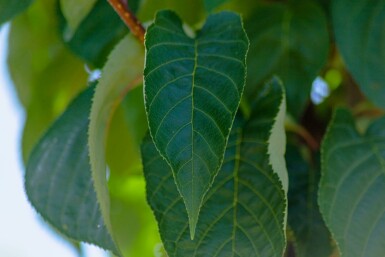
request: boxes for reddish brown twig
[107,0,145,43]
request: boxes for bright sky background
[0,24,107,257]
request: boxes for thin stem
[286,123,319,151]
[107,0,145,43]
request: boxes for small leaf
[88,34,144,245]
[245,1,329,118]
[0,0,33,24]
[25,86,119,255]
[144,10,249,238]
[142,79,287,257]
[286,144,332,257]
[60,0,97,33]
[319,109,385,257]
[332,0,385,109]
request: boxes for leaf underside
[319,109,385,257]
[25,86,118,255]
[142,79,286,257]
[144,10,249,237]
[332,0,385,109]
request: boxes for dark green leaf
[0,0,33,24]
[332,1,385,109]
[142,79,287,257]
[58,0,139,67]
[286,144,332,257]
[144,10,249,237]
[25,86,119,255]
[245,1,329,118]
[319,109,385,257]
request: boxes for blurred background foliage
[2,0,385,256]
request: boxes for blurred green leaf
[286,144,332,257]
[245,0,329,118]
[332,0,385,110]
[7,0,88,162]
[144,10,248,238]
[60,0,96,33]
[88,34,144,248]
[319,109,385,257]
[0,0,33,24]
[25,86,119,255]
[204,0,229,12]
[142,79,287,257]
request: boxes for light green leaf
[245,1,329,118]
[0,0,33,24]
[25,86,119,255]
[319,109,385,257]
[286,144,332,257]
[332,1,385,109]
[143,10,249,238]
[88,34,144,245]
[8,0,88,162]
[142,79,287,257]
[60,0,96,33]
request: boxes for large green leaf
[144,10,249,237]
[8,0,88,161]
[332,1,385,109]
[286,143,332,257]
[0,0,33,24]
[245,0,329,118]
[319,109,385,257]
[25,86,119,255]
[88,34,144,245]
[142,79,287,257]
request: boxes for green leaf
[332,1,385,109]
[59,0,137,67]
[286,144,332,257]
[142,79,287,257]
[319,109,385,257]
[245,1,329,118]
[204,0,229,12]
[88,34,144,246]
[25,86,119,255]
[60,0,96,33]
[0,0,33,24]
[8,0,88,162]
[143,10,249,238]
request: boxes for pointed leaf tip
[144,10,249,236]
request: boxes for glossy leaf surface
[25,86,119,254]
[319,109,385,257]
[245,1,329,117]
[144,10,248,237]
[143,79,287,257]
[332,0,385,109]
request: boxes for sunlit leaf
[7,0,88,162]
[25,86,119,255]
[332,0,385,110]
[88,34,144,245]
[144,10,249,238]
[245,0,329,118]
[319,109,385,257]
[143,79,287,257]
